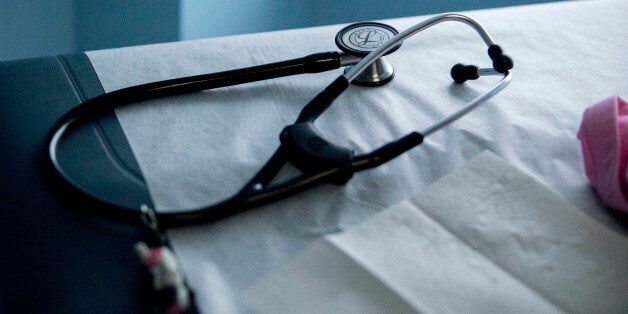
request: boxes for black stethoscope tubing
[47,13,513,227]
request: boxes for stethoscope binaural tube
[47,13,513,227]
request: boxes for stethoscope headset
[47,13,513,228]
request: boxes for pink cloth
[578,95,628,212]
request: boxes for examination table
[1,0,627,312]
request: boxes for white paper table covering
[244,152,596,313]
[244,152,627,313]
[411,151,628,313]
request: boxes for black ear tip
[450,63,464,83]
[451,63,479,84]
[488,45,503,59]
[488,44,513,73]
[493,54,513,73]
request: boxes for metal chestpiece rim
[335,22,402,86]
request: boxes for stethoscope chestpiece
[335,22,401,86]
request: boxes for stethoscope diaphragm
[335,22,402,86]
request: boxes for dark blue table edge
[0,53,196,313]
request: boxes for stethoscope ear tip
[451,63,480,84]
[493,54,513,73]
[488,44,513,73]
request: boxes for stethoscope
[47,13,513,228]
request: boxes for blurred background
[0,0,561,61]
